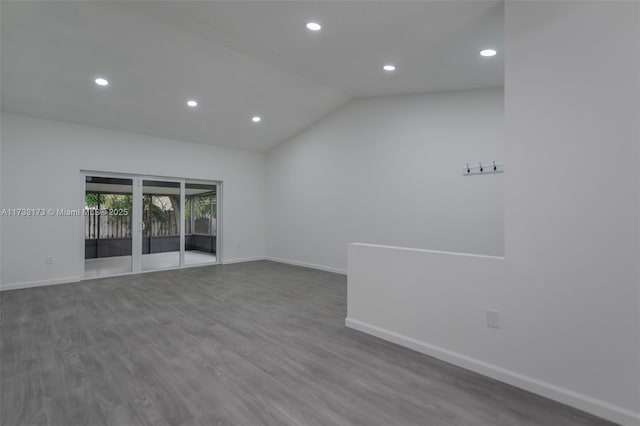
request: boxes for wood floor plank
[1,261,617,426]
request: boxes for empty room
[1,1,639,425]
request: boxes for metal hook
[466,163,470,173]
[479,162,483,172]
[493,161,497,171]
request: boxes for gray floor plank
[1,261,617,426]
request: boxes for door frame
[184,178,222,265]
[80,170,222,279]
[138,176,183,272]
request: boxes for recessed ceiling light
[480,49,497,57]
[306,22,322,31]
[186,100,198,107]
[94,78,109,86]
[383,64,396,72]
[252,116,262,123]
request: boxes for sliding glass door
[142,180,182,271]
[84,176,134,277]
[184,182,218,265]
[83,173,219,278]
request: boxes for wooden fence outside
[85,211,179,239]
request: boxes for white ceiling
[1,1,504,152]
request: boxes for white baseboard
[0,276,82,291]
[345,317,640,426]
[222,256,266,265]
[265,256,347,275]
[0,258,338,290]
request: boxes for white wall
[0,113,265,288]
[348,244,506,366]
[348,2,640,425]
[266,89,504,273]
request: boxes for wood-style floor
[1,261,615,426]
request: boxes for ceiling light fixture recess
[480,49,497,57]
[383,65,396,72]
[252,116,262,123]
[186,100,198,107]
[94,77,109,86]
[306,22,322,31]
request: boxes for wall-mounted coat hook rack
[463,161,504,176]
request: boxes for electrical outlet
[46,256,53,265]
[486,309,500,329]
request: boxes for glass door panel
[184,182,218,265]
[142,180,181,271]
[84,176,133,277]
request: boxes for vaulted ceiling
[1,1,503,152]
